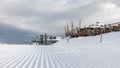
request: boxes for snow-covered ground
[0,32,120,68]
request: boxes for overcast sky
[0,0,120,43]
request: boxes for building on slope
[64,20,120,38]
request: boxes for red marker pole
[100,28,103,43]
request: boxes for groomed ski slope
[0,32,120,68]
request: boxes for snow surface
[0,32,120,68]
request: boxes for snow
[89,22,104,28]
[0,32,120,68]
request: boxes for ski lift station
[47,36,61,43]
[89,22,105,28]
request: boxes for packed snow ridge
[0,32,120,68]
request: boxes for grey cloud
[0,0,120,43]
[0,23,36,44]
[112,0,120,7]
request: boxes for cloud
[0,23,36,44]
[0,0,120,37]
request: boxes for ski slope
[0,32,120,68]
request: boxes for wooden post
[100,28,103,43]
[45,33,47,45]
[71,21,74,37]
[36,36,39,45]
[67,24,69,36]
[108,24,112,32]
[64,26,67,37]
[40,35,43,45]
[79,20,81,29]
[78,20,81,36]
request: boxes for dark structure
[65,21,120,38]
[31,33,61,45]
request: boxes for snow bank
[55,32,120,46]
